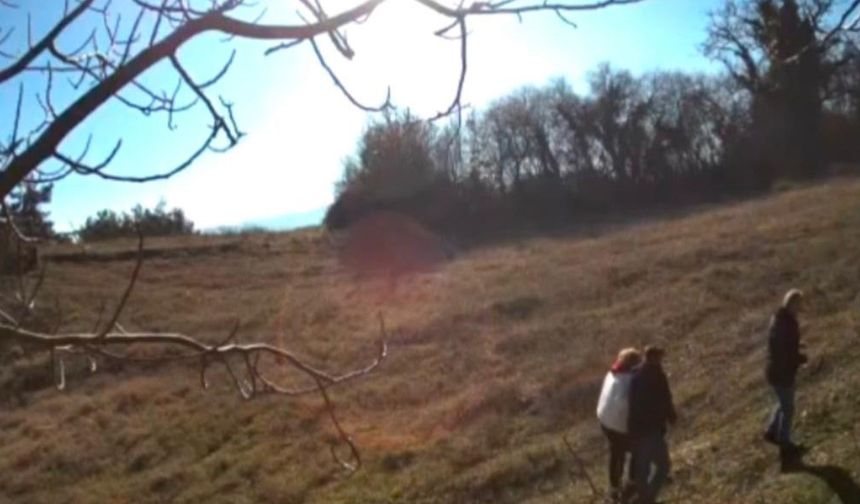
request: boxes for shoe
[780,456,802,473]
[782,442,808,457]
[630,498,658,504]
[779,443,807,472]
[621,482,637,500]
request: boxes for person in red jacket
[764,289,808,470]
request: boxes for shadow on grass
[798,463,860,504]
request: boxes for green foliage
[7,180,54,239]
[77,200,194,242]
[0,180,53,274]
[325,111,466,231]
[206,225,269,236]
[337,111,441,200]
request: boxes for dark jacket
[628,361,677,437]
[766,307,805,387]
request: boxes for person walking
[764,288,808,470]
[597,348,642,503]
[629,346,677,504]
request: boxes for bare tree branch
[309,37,392,113]
[93,229,144,339]
[415,0,641,17]
[0,198,38,244]
[170,54,239,145]
[0,229,389,472]
[0,0,94,85]
[0,0,389,198]
[0,0,641,199]
[821,0,860,44]
[0,324,389,396]
[198,48,236,88]
[428,16,468,123]
[0,4,644,469]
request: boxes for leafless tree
[0,0,643,472]
[0,0,642,200]
[703,0,859,95]
[703,1,860,176]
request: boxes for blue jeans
[634,433,670,504]
[767,385,795,445]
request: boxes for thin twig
[562,433,602,503]
[95,229,144,339]
[308,37,391,113]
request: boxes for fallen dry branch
[562,433,604,504]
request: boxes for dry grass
[3,178,860,503]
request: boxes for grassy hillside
[2,179,860,503]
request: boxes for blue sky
[1,0,723,231]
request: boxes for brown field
[2,178,860,503]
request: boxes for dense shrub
[78,201,194,242]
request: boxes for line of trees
[77,200,195,242]
[326,0,860,237]
[1,196,196,244]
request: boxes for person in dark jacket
[629,346,677,504]
[764,289,808,469]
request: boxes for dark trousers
[766,385,795,445]
[601,425,635,492]
[634,432,670,504]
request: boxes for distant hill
[239,206,326,231]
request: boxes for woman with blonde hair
[596,347,642,502]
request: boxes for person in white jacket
[596,347,642,502]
